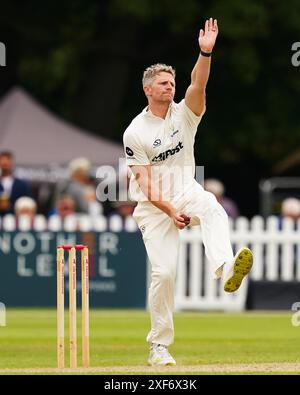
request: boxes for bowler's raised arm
[185,18,218,116]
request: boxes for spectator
[111,199,136,219]
[14,196,37,229]
[0,151,32,216]
[53,195,76,218]
[15,196,37,219]
[54,157,103,215]
[204,178,239,220]
[281,197,300,221]
[49,195,83,231]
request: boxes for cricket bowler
[123,18,253,366]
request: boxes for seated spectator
[54,157,103,215]
[0,151,32,216]
[15,196,37,218]
[281,197,300,222]
[49,195,85,232]
[49,195,76,218]
[204,178,240,220]
[14,197,37,228]
[110,199,136,219]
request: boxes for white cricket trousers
[133,184,234,347]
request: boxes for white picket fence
[175,216,300,311]
[0,214,139,233]
[1,214,299,311]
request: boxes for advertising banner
[0,230,147,308]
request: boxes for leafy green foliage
[1,0,300,172]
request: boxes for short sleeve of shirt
[123,130,150,166]
[179,99,205,130]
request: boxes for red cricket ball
[181,214,191,224]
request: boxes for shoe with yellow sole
[223,247,253,293]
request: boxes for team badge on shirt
[126,147,134,157]
[152,139,161,148]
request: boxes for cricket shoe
[223,247,253,293]
[148,343,176,366]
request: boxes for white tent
[0,87,124,180]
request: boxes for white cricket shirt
[123,99,204,212]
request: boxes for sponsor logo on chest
[152,141,184,163]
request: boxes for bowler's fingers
[213,19,218,33]
[174,219,185,229]
[173,215,186,229]
[204,18,218,34]
[180,213,191,224]
[175,215,190,229]
[204,19,209,35]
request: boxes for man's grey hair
[142,63,176,86]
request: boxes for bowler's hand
[199,17,218,52]
[172,212,191,230]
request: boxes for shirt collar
[142,102,173,119]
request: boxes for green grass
[0,309,299,374]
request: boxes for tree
[1,0,300,215]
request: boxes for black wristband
[200,50,212,57]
